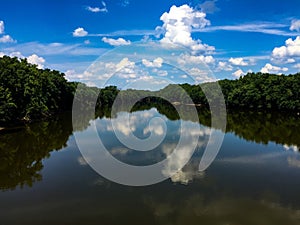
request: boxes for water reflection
[74,108,210,185]
[1,108,300,225]
[0,114,73,190]
[135,104,300,150]
[144,194,300,225]
[1,107,300,190]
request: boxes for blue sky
[1,0,300,88]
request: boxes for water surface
[1,108,300,225]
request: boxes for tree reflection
[0,113,73,191]
[97,101,300,149]
[1,103,299,191]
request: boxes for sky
[1,0,300,88]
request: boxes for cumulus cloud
[27,54,45,69]
[73,27,88,37]
[0,35,15,43]
[0,51,23,58]
[232,69,245,78]
[102,37,131,46]
[271,36,300,62]
[290,19,300,32]
[188,67,216,83]
[115,57,136,78]
[142,57,164,68]
[178,54,215,65]
[86,1,108,13]
[0,21,4,34]
[229,57,248,66]
[0,21,16,43]
[260,63,288,74]
[216,61,233,71]
[158,4,214,53]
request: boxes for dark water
[1,108,300,225]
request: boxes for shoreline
[172,102,202,107]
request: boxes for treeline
[218,72,300,111]
[111,72,300,112]
[0,56,75,125]
[1,55,300,126]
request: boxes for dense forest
[0,55,300,126]
[0,56,75,125]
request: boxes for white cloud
[271,36,300,62]
[2,42,106,57]
[229,57,248,66]
[216,61,233,71]
[116,58,135,71]
[129,75,169,90]
[188,67,216,83]
[86,6,101,13]
[65,70,77,80]
[9,51,24,58]
[102,37,131,46]
[115,57,136,78]
[200,22,297,37]
[158,4,214,53]
[290,19,300,32]
[156,70,168,77]
[178,54,215,65]
[0,35,15,43]
[0,51,24,58]
[65,69,94,81]
[86,1,108,13]
[73,27,88,37]
[142,57,164,68]
[260,63,288,74]
[293,63,300,70]
[232,69,245,78]
[27,54,45,69]
[0,21,4,34]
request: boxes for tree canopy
[0,56,75,125]
[1,55,300,126]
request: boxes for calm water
[1,108,300,225]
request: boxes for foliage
[219,72,300,111]
[1,55,300,126]
[0,56,75,125]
